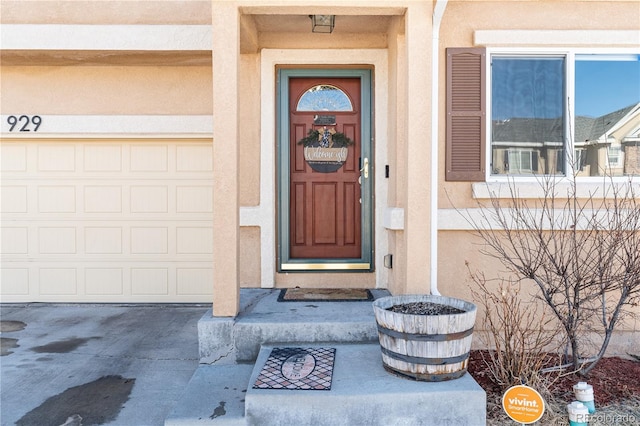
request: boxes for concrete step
[198,289,390,363]
[166,343,486,426]
[246,344,486,426]
[165,363,252,426]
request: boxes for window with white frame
[574,148,587,172]
[506,148,538,174]
[490,52,640,178]
[491,56,565,176]
[607,146,623,169]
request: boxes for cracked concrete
[200,346,236,366]
[0,304,207,425]
[198,289,390,363]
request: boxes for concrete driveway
[0,304,208,426]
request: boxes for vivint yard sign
[502,385,545,424]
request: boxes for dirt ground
[468,350,640,425]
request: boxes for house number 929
[7,115,42,132]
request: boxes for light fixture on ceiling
[309,15,335,34]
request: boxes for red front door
[289,77,362,259]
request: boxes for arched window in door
[296,85,353,112]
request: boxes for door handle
[360,157,369,179]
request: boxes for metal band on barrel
[376,324,474,342]
[380,346,470,365]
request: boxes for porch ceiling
[240,13,401,53]
[251,14,393,34]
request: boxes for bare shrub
[469,269,563,392]
[460,175,640,375]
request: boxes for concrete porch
[166,289,486,425]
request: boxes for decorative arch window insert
[489,51,640,178]
[296,85,354,112]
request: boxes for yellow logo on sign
[502,385,546,424]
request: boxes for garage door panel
[0,139,214,303]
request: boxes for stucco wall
[435,1,640,352]
[0,0,211,25]
[240,226,261,287]
[239,54,261,206]
[438,0,640,209]
[1,66,212,115]
[384,16,405,295]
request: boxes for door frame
[277,68,374,272]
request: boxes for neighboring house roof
[492,103,640,146]
[492,117,563,144]
[575,103,639,143]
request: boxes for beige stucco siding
[435,0,639,353]
[239,54,261,206]
[1,66,212,115]
[240,226,261,287]
[0,1,211,25]
[438,0,640,209]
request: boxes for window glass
[491,57,565,175]
[574,55,640,177]
[296,85,353,111]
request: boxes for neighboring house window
[446,48,640,181]
[607,146,622,168]
[574,149,587,172]
[506,148,539,174]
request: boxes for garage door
[1,139,214,303]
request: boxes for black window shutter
[446,48,486,181]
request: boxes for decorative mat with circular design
[253,347,336,391]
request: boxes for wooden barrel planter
[372,294,477,382]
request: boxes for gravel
[386,302,465,315]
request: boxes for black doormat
[253,347,336,391]
[278,288,373,302]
